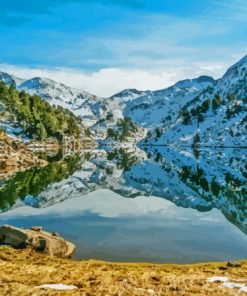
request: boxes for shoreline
[0,247,246,295]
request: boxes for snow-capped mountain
[18,77,101,127]
[110,89,151,102]
[0,72,102,127]
[217,54,247,99]
[142,56,247,147]
[1,54,246,147]
[0,72,17,87]
[3,73,149,143]
[124,76,215,128]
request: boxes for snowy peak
[19,76,95,102]
[0,74,96,102]
[110,88,151,102]
[123,75,215,128]
[0,71,25,87]
[223,55,247,79]
[217,55,247,100]
[0,72,17,87]
[174,75,215,90]
[230,54,247,68]
[19,76,53,90]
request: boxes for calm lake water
[0,147,246,263]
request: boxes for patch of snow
[208,277,247,294]
[36,284,78,290]
[221,282,245,289]
[208,276,229,283]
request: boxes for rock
[227,261,242,268]
[30,226,43,232]
[0,135,48,179]
[218,266,228,270]
[0,225,76,258]
[0,225,28,248]
[52,232,60,237]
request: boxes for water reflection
[1,189,247,263]
[0,146,246,237]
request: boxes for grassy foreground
[0,247,246,295]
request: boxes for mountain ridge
[1,54,246,147]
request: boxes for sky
[0,0,247,96]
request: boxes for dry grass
[0,247,246,295]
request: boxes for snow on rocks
[208,276,229,283]
[208,276,247,293]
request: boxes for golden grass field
[0,247,246,296]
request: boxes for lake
[0,146,246,263]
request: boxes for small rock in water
[227,261,242,268]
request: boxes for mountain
[141,57,247,147]
[124,76,215,128]
[0,81,91,143]
[1,55,246,147]
[110,89,151,102]
[18,77,101,127]
[0,72,146,143]
[0,72,17,87]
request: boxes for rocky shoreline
[0,225,246,295]
[0,132,49,179]
[0,225,75,259]
[0,130,95,180]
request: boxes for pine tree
[212,94,221,112]
[192,133,200,147]
[182,110,191,125]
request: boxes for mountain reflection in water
[0,146,246,262]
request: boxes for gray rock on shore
[0,225,76,258]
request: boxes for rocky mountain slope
[142,56,247,147]
[0,72,146,143]
[124,76,215,128]
[0,81,94,147]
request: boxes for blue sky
[0,0,247,96]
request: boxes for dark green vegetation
[178,160,246,232]
[0,82,82,140]
[107,118,139,141]
[181,94,246,126]
[0,155,83,210]
[107,148,140,171]
[152,147,247,234]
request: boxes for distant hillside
[0,82,89,141]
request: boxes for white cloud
[0,64,177,96]
[0,62,230,97]
[199,65,224,71]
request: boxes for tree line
[0,82,82,141]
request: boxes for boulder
[30,226,43,232]
[0,225,76,258]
